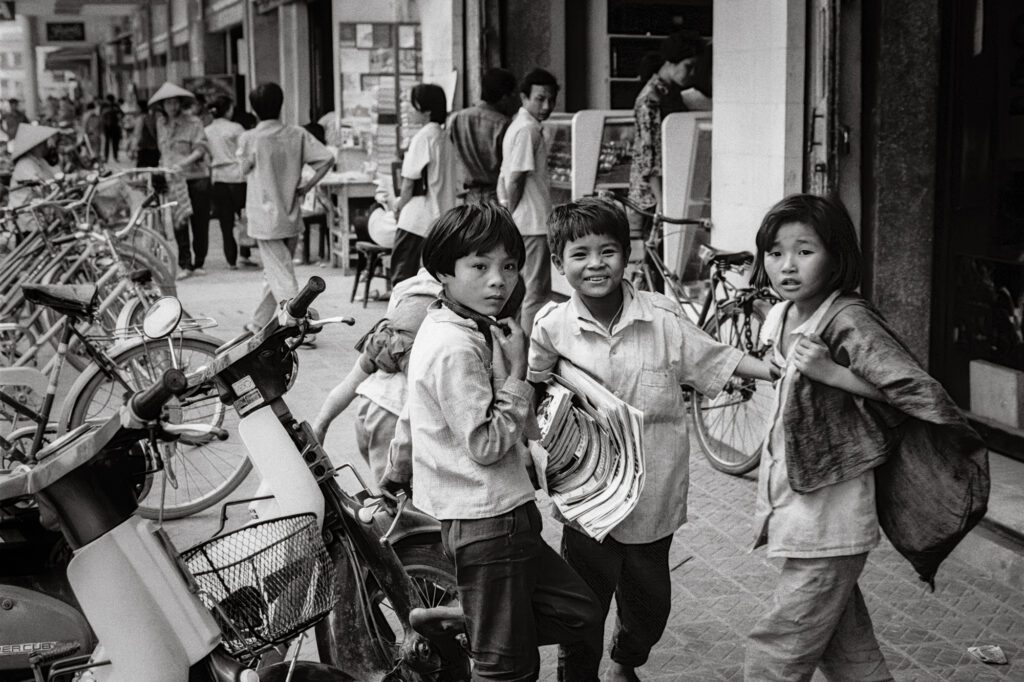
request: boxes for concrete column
[278,3,309,125]
[251,9,280,93]
[189,0,207,77]
[18,14,37,120]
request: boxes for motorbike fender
[386,506,442,546]
[0,584,95,671]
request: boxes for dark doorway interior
[308,0,335,122]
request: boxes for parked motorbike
[192,276,468,681]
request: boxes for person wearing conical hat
[150,81,212,279]
[9,124,60,205]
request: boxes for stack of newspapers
[532,360,644,541]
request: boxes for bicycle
[597,191,778,475]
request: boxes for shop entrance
[934,0,1024,428]
[307,0,335,122]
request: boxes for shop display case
[662,112,713,283]
[545,113,574,207]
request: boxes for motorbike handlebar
[287,276,326,318]
[129,368,188,422]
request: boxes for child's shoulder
[532,299,571,333]
[636,290,687,323]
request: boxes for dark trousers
[175,177,211,270]
[558,527,673,681]
[103,130,121,161]
[442,502,603,682]
[390,227,423,287]
[210,181,251,265]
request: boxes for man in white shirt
[237,82,333,332]
[497,68,559,336]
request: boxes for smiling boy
[381,204,601,681]
[529,198,775,682]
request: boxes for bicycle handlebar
[589,191,710,228]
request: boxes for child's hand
[493,318,528,380]
[791,333,840,383]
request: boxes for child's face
[764,222,835,308]
[553,233,626,301]
[438,245,520,317]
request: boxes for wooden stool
[350,241,392,307]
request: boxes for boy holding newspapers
[529,197,776,682]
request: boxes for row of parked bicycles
[1,232,468,681]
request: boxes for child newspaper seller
[381,204,602,680]
[528,198,777,682]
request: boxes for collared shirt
[398,122,458,237]
[528,282,744,543]
[356,269,441,415]
[156,113,210,180]
[204,117,246,184]
[237,119,333,240]
[752,291,880,559]
[628,75,683,210]
[386,302,536,520]
[448,102,510,187]
[497,107,551,237]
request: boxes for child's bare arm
[734,354,782,382]
[793,334,887,402]
[311,356,373,443]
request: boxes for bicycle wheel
[691,302,775,475]
[59,334,252,520]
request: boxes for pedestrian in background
[150,82,212,279]
[237,82,333,332]
[205,94,256,270]
[497,67,559,336]
[448,67,518,204]
[392,82,457,286]
[101,94,123,162]
[2,98,28,139]
[132,100,161,168]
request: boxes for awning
[44,46,96,71]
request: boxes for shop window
[0,53,7,69]
[12,52,20,68]
[337,22,422,175]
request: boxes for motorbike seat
[21,283,98,319]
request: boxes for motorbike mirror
[53,171,65,183]
[142,297,183,339]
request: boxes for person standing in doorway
[448,67,518,204]
[150,82,212,279]
[497,67,559,336]
[238,82,333,333]
[628,30,706,292]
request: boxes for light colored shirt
[204,118,245,184]
[752,291,881,559]
[156,113,210,180]
[237,119,333,240]
[386,302,536,520]
[497,107,551,237]
[397,122,457,237]
[528,282,744,543]
[356,269,442,415]
[448,102,509,186]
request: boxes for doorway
[307,0,335,122]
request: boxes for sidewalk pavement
[168,236,1022,681]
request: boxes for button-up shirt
[628,75,683,210]
[529,283,744,543]
[752,291,880,559]
[497,107,551,237]
[386,302,536,520]
[156,113,210,180]
[448,102,510,187]
[204,117,245,184]
[237,119,333,240]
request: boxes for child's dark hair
[208,95,233,119]
[422,204,525,279]
[750,193,862,294]
[519,68,560,98]
[411,83,447,124]
[547,197,631,261]
[248,82,284,121]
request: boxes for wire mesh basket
[179,513,338,656]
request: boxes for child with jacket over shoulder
[380,203,602,681]
[743,193,985,681]
[528,197,778,682]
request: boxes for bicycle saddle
[21,283,98,319]
[701,247,753,267]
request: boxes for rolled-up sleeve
[527,311,560,383]
[675,315,744,398]
[436,347,534,466]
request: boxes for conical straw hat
[10,124,59,160]
[148,82,195,106]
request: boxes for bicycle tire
[58,333,252,520]
[691,302,775,475]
